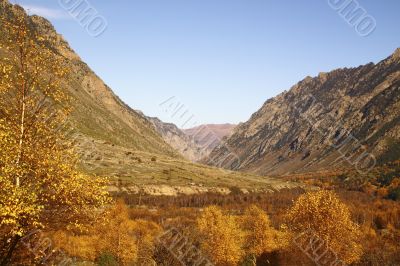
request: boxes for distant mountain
[144,118,236,162]
[207,49,400,175]
[145,116,206,162]
[184,124,236,159]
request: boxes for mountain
[0,1,179,158]
[143,117,236,162]
[184,124,236,158]
[207,49,400,175]
[145,116,205,162]
[0,1,303,192]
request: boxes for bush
[96,252,119,266]
[388,187,400,201]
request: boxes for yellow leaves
[197,206,245,266]
[0,11,110,264]
[286,190,363,264]
[94,213,138,264]
[52,201,162,265]
[240,205,289,257]
[0,176,43,237]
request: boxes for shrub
[96,252,119,266]
[240,205,288,264]
[388,187,400,201]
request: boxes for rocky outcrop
[207,49,400,175]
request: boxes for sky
[9,0,400,128]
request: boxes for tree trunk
[15,100,25,187]
[15,46,26,187]
[251,254,257,266]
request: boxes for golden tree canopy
[287,190,363,264]
[0,11,110,265]
[196,206,245,266]
[240,205,288,258]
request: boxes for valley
[0,0,399,265]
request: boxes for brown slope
[206,49,400,175]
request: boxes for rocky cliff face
[207,49,400,175]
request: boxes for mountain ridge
[206,49,400,175]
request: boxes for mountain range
[206,49,400,175]
[0,0,301,193]
[146,117,236,162]
[1,0,399,187]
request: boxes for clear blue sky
[10,0,400,128]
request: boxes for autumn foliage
[240,205,288,262]
[196,206,245,266]
[0,12,110,265]
[53,201,162,265]
[286,190,363,264]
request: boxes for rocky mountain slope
[0,1,179,159]
[181,124,236,160]
[207,49,400,175]
[146,116,205,161]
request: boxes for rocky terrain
[207,49,400,175]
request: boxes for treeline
[285,160,400,201]
[47,188,400,265]
[113,187,305,209]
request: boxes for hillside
[0,1,179,159]
[207,49,400,175]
